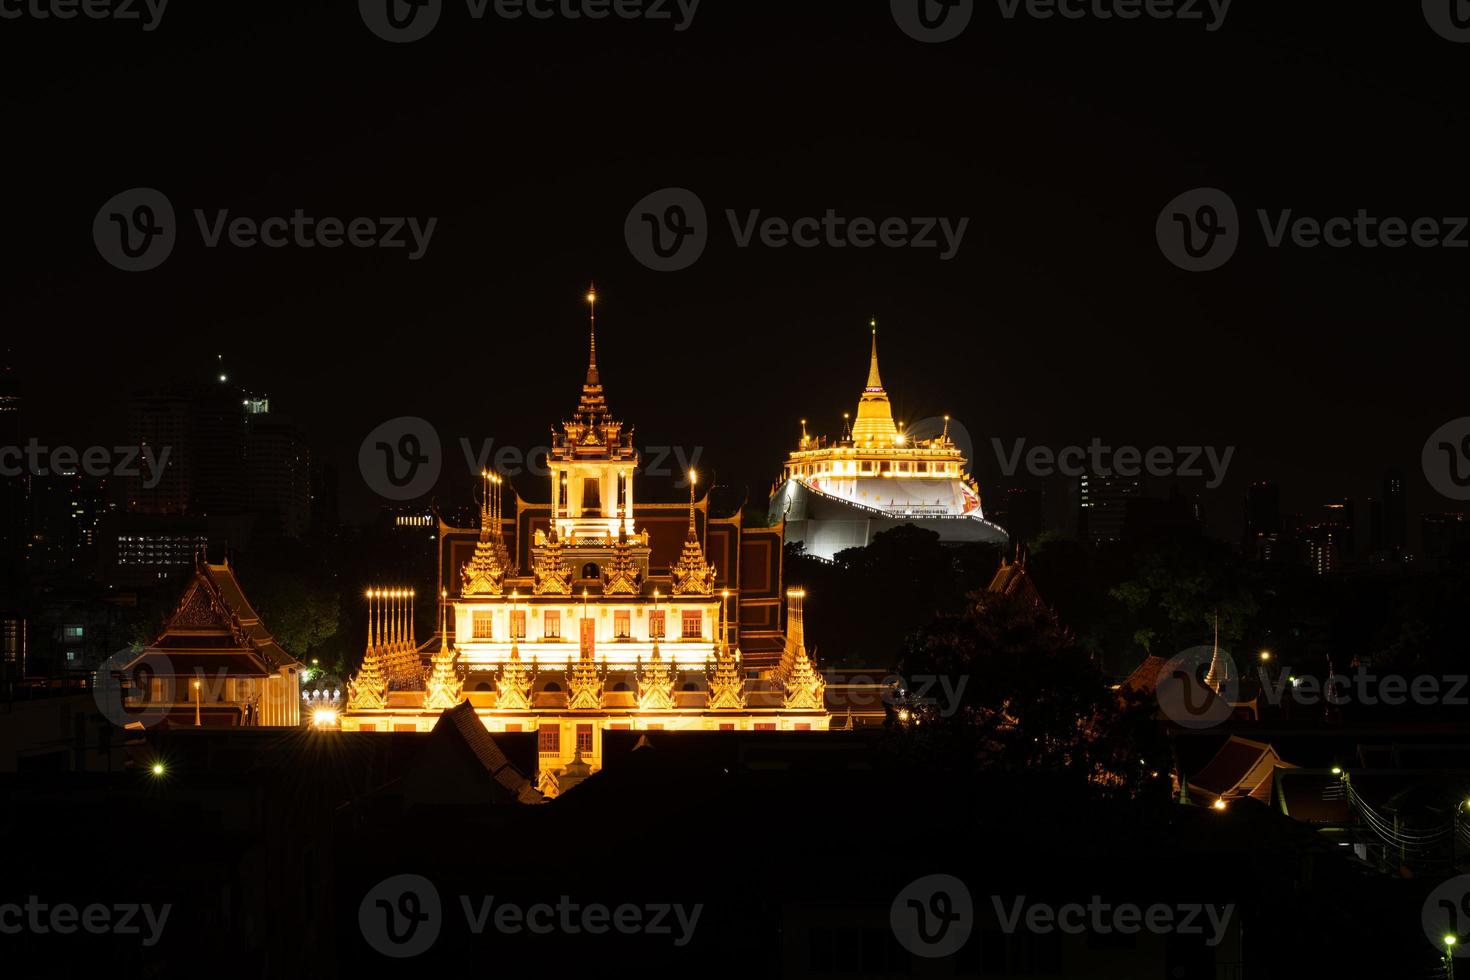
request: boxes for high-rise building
[1381,469,1406,559]
[1421,512,1468,566]
[245,411,311,538]
[1242,481,1281,560]
[125,389,191,514]
[1321,498,1355,559]
[1001,487,1044,554]
[1078,473,1138,545]
[27,471,112,574]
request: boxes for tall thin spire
[585,282,599,386]
[866,318,883,391]
[573,283,609,421]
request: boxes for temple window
[576,724,594,754]
[649,610,665,638]
[510,610,526,639]
[582,478,601,516]
[472,611,493,640]
[538,725,560,753]
[681,610,701,639]
[614,609,631,639]
[581,562,599,579]
[543,609,560,639]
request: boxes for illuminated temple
[339,289,830,791]
[768,323,1007,559]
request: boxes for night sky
[4,1,1467,537]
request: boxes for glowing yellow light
[313,708,338,727]
[150,762,166,777]
[1212,799,1227,811]
[1447,935,1459,947]
[1259,650,1272,662]
[689,469,697,485]
[1331,766,1342,775]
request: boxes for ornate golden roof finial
[866,318,883,391]
[585,282,598,381]
[671,468,715,596]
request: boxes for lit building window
[538,724,560,754]
[510,610,526,639]
[649,610,665,639]
[543,609,560,639]
[472,611,493,640]
[614,609,631,639]
[681,610,701,639]
[576,724,593,754]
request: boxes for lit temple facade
[769,323,1008,559]
[340,289,830,793]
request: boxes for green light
[1331,766,1342,775]
[1446,935,1458,947]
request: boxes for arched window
[543,681,562,693]
[612,681,630,692]
[473,682,492,692]
[681,682,699,692]
[581,562,599,579]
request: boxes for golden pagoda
[770,320,1008,559]
[338,288,831,783]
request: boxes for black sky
[3,1,1467,537]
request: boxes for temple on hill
[768,322,1008,559]
[339,288,830,792]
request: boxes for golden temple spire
[585,282,599,387]
[852,320,899,445]
[671,469,715,596]
[423,589,464,710]
[866,318,884,392]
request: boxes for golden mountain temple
[769,321,1008,559]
